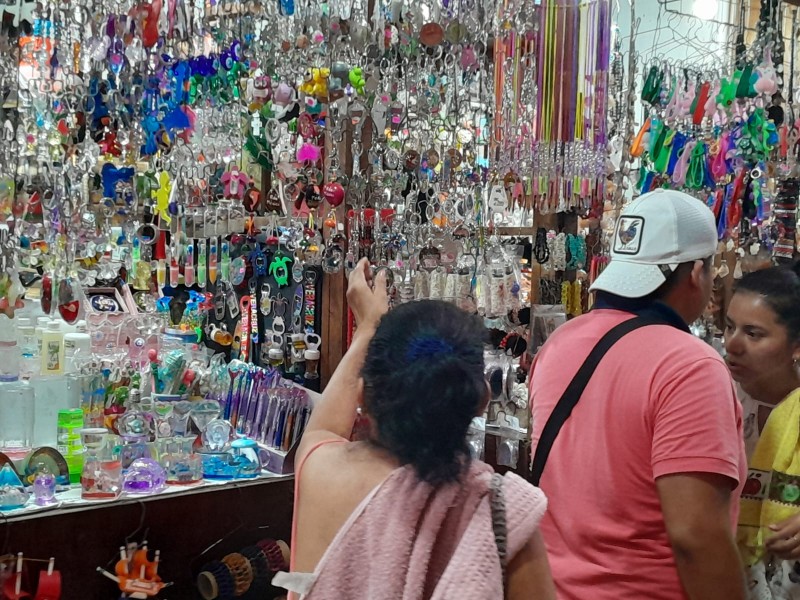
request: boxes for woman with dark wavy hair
[274,259,555,600]
[726,263,800,598]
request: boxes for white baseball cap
[590,189,718,298]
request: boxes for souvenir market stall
[10,0,799,595]
[0,0,616,596]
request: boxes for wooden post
[320,106,353,387]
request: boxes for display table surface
[3,471,292,522]
[1,473,295,599]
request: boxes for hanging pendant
[58,277,80,324]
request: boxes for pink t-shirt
[530,309,746,600]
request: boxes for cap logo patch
[614,216,644,255]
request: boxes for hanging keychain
[226,281,240,319]
[232,320,242,360]
[220,240,231,282]
[292,253,304,283]
[169,247,180,288]
[184,242,195,287]
[272,294,288,349]
[249,279,260,346]
[260,283,272,315]
[156,256,167,289]
[269,251,293,288]
[209,238,218,284]
[214,284,226,320]
[132,237,141,277]
[304,270,316,332]
[240,295,251,362]
[197,239,207,289]
[292,283,304,333]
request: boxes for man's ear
[689,259,706,289]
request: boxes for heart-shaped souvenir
[322,181,345,207]
[58,277,81,324]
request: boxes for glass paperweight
[230,438,262,479]
[201,418,232,452]
[118,402,154,440]
[33,468,57,506]
[119,439,157,471]
[190,400,222,434]
[197,450,238,480]
[0,463,30,510]
[123,458,167,495]
[153,401,175,438]
[159,437,203,485]
[80,428,123,500]
[171,401,194,437]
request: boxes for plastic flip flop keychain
[156,257,167,289]
[169,247,180,288]
[630,117,650,158]
[184,243,195,287]
[197,239,207,289]
[208,238,218,284]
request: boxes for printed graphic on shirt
[614,216,644,255]
[742,468,770,500]
[769,471,800,506]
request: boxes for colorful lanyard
[304,271,316,332]
[240,295,251,363]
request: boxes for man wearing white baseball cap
[529,189,746,600]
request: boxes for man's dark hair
[649,256,713,301]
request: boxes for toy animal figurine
[348,67,366,95]
[299,68,330,100]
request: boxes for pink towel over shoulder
[276,460,547,599]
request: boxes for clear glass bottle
[0,315,19,383]
[17,318,39,380]
[0,379,35,457]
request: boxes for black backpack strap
[530,314,670,486]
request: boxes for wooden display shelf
[2,476,295,599]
